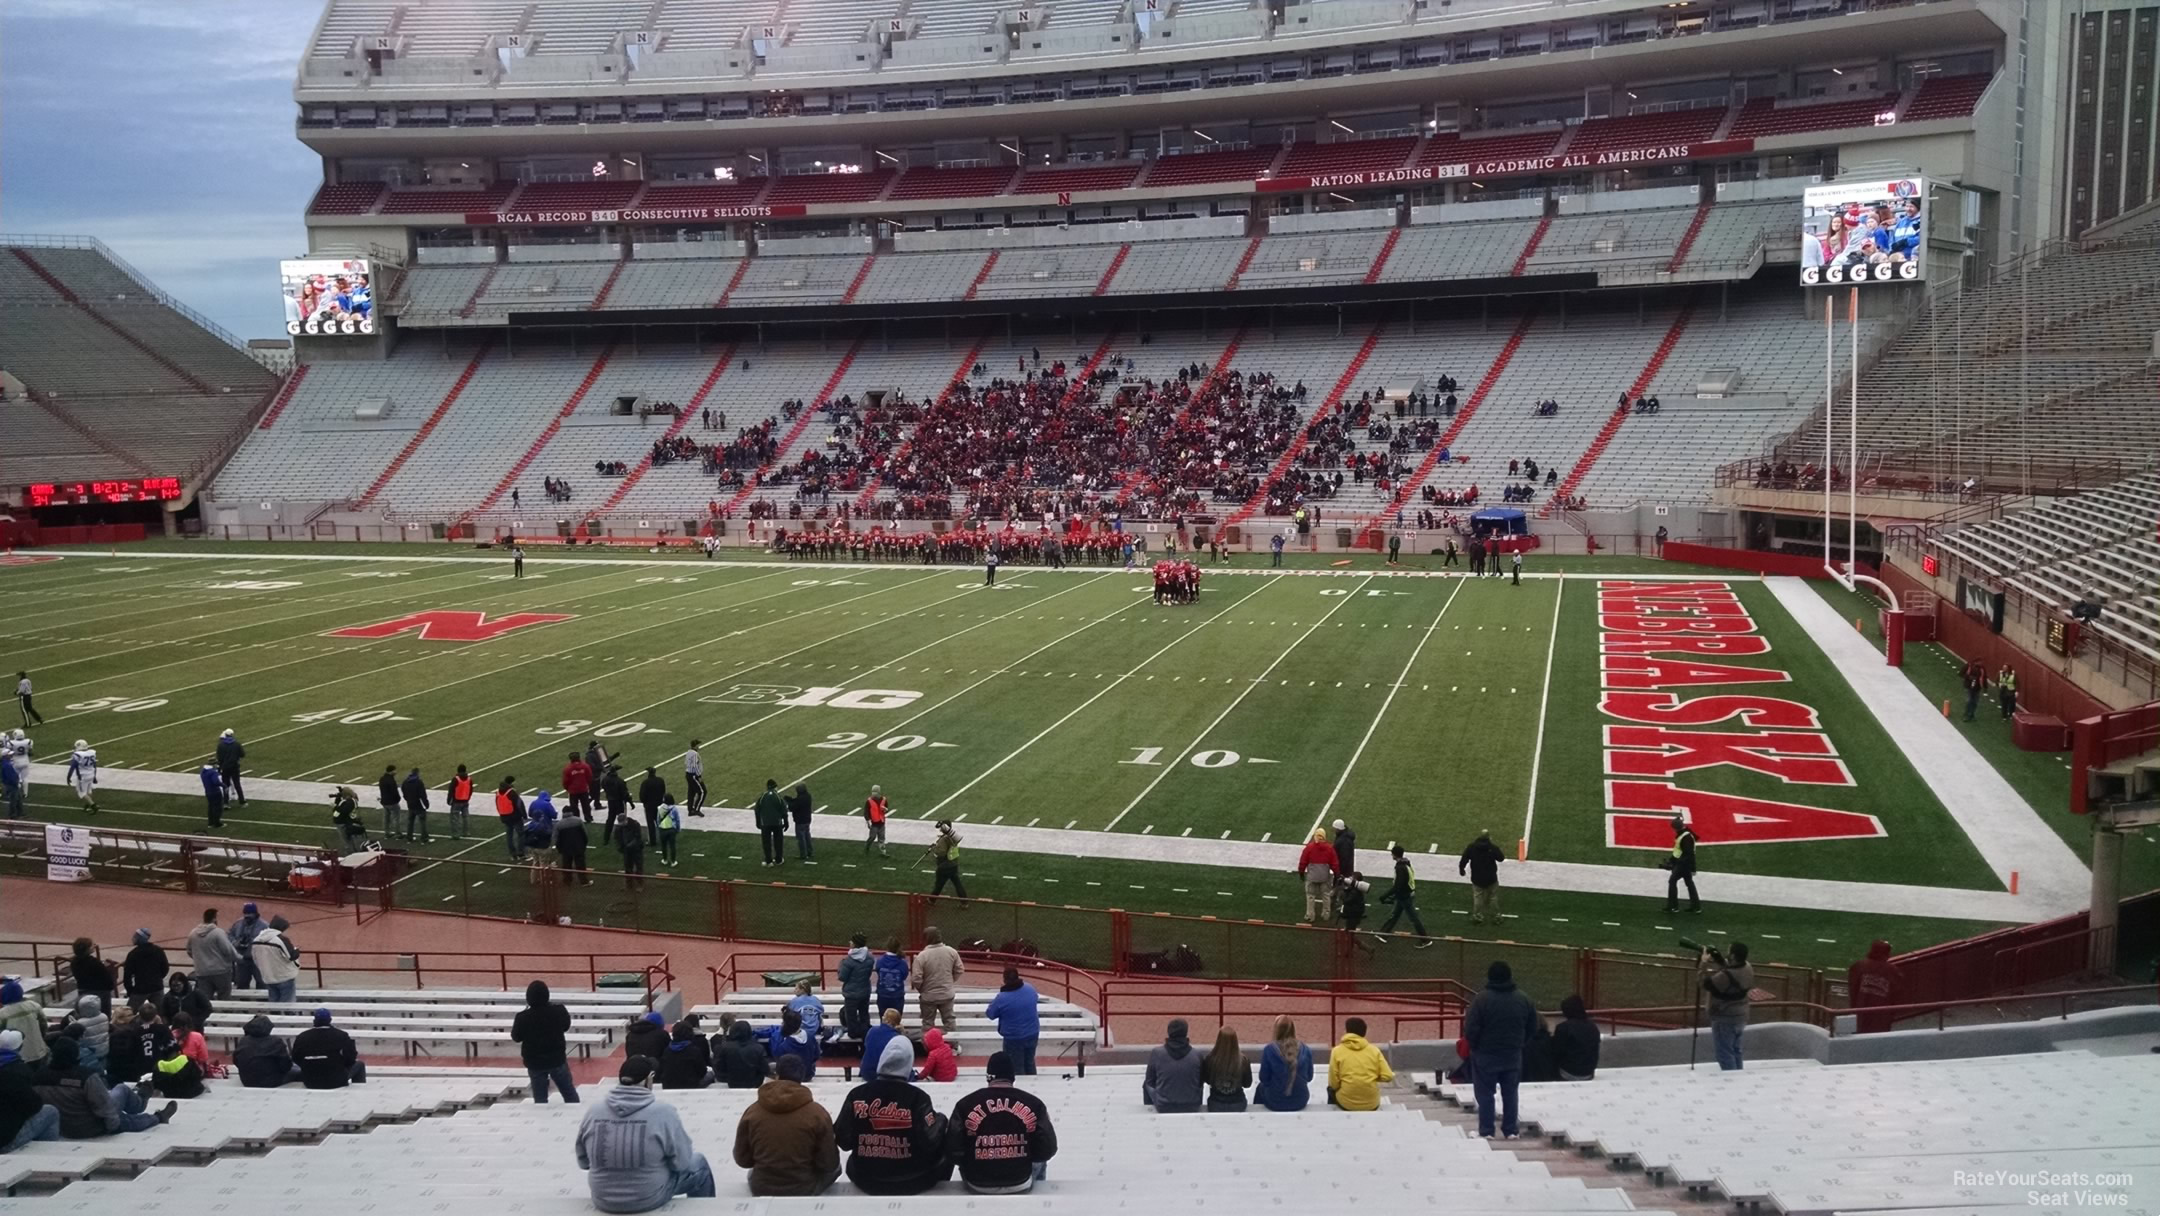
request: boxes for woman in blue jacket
[762,1006,820,1078]
[1255,1015,1313,1111]
[982,967,1041,1076]
[874,936,909,1018]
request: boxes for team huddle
[1152,560,1201,604]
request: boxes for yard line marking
[781,574,1130,789]
[919,578,1277,820]
[11,561,490,678]
[151,568,797,766]
[83,565,695,750]
[319,571,957,781]
[1303,578,1465,841]
[1517,578,1566,855]
[0,557,435,637]
[1104,577,1373,832]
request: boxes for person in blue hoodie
[762,1008,819,1079]
[1254,1015,1313,1111]
[982,967,1041,1076]
[835,935,874,1041]
[874,937,909,1020]
[860,1008,905,1080]
[198,764,225,828]
[525,790,561,859]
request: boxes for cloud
[1,0,320,337]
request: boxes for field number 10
[1122,747,1244,768]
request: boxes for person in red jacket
[1847,940,1900,1034]
[1296,829,1340,923]
[562,752,595,821]
[915,1028,957,1083]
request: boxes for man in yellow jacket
[1326,1018,1394,1111]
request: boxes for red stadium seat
[1565,108,1725,156]
[761,169,895,205]
[380,185,517,214]
[308,183,387,215]
[887,164,1020,201]
[1012,163,1144,195]
[1139,146,1280,187]
[1728,94,1898,139]
[1903,73,1993,122]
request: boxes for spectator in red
[1847,940,1900,1034]
[1296,829,1339,923]
[562,751,595,821]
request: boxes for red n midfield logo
[328,610,574,642]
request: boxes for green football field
[0,542,2076,970]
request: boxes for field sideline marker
[1516,578,1567,856]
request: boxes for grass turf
[0,547,2034,972]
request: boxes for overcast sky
[2,0,322,340]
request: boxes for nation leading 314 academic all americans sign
[453,141,1757,224]
[1257,140,1757,194]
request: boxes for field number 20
[1122,747,1244,768]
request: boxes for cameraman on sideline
[1699,942,1753,1071]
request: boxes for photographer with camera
[1691,940,1753,1071]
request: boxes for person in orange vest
[495,776,528,863]
[863,785,890,858]
[445,765,474,839]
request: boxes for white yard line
[1763,577,2089,906]
[314,571,961,781]
[1105,576,1375,832]
[921,577,1280,821]
[1517,577,1566,856]
[97,568,794,760]
[1304,577,1468,842]
[783,573,1133,788]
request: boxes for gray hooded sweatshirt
[576,1083,701,1213]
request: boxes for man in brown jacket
[912,926,964,1033]
[731,1055,839,1196]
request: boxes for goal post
[1821,287,1904,666]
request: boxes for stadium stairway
[1223,319,1387,528]
[713,259,752,307]
[1114,322,1245,501]
[718,333,868,514]
[1666,200,1713,272]
[1542,299,1696,517]
[20,395,158,477]
[455,341,618,525]
[454,265,497,319]
[352,338,494,508]
[1094,243,1132,295]
[1362,307,1540,531]
[253,365,310,431]
[850,332,994,512]
[582,345,737,522]
[586,259,628,311]
[1510,215,1554,277]
[840,254,878,305]
[1364,228,1403,283]
[1223,235,1264,291]
[961,249,1000,302]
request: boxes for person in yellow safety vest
[930,821,966,900]
[1997,666,2018,719]
[1663,816,1700,914]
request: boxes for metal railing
[293,948,673,1001]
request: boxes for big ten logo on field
[326,609,575,642]
[699,685,923,710]
[1594,580,1884,849]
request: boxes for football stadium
[1,0,2158,1210]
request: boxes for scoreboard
[26,477,183,506]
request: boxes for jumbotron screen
[281,257,375,336]
[1799,178,1925,286]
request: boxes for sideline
[1764,577,2089,908]
[27,548,1763,582]
[30,760,2068,924]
